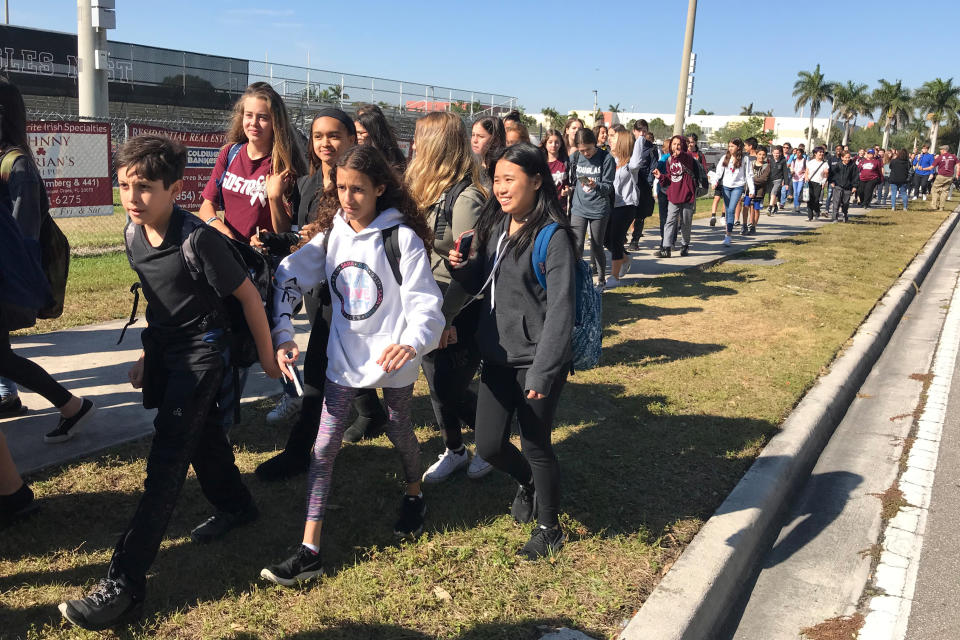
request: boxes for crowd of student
[1,77,959,631]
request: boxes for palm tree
[914,78,960,150]
[608,103,621,113]
[540,107,565,130]
[820,82,837,148]
[903,118,930,152]
[833,81,872,146]
[739,102,754,116]
[873,79,913,149]
[793,65,832,150]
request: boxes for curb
[619,206,960,640]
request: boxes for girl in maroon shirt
[199,82,307,244]
[539,128,570,202]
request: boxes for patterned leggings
[306,379,420,521]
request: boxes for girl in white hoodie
[261,145,444,586]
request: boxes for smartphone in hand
[455,229,475,257]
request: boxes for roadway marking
[858,268,960,639]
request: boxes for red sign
[128,123,226,212]
[26,121,113,217]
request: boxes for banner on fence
[129,124,227,212]
[26,121,113,217]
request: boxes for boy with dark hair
[57,135,281,631]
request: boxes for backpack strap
[531,222,560,290]
[117,222,141,345]
[215,143,243,207]
[0,148,24,182]
[433,177,472,241]
[381,225,403,286]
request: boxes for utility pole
[77,0,114,119]
[672,0,697,136]
[593,89,598,125]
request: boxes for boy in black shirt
[58,136,281,630]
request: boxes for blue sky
[12,0,960,117]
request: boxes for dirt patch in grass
[801,613,865,639]
[1,206,953,639]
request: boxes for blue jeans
[722,185,744,233]
[890,183,909,210]
[780,184,789,206]
[0,376,17,398]
[792,180,805,209]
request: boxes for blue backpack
[531,222,602,371]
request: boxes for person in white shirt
[712,138,755,247]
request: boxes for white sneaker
[422,448,469,483]
[722,235,731,246]
[603,277,621,291]
[467,451,493,479]
[266,394,302,424]
[618,259,631,279]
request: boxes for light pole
[77,0,114,120]
[593,89,598,125]
[672,0,697,136]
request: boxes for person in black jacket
[448,143,575,561]
[888,149,912,212]
[766,145,789,214]
[828,151,859,222]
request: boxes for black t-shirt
[129,208,247,368]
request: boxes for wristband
[205,216,219,225]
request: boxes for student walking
[804,147,829,220]
[931,145,960,211]
[857,150,883,209]
[742,147,770,233]
[627,126,656,249]
[888,149,911,211]
[912,144,935,200]
[789,148,807,212]
[828,150,859,222]
[540,128,570,201]
[406,112,492,483]
[767,145,788,214]
[58,136,281,630]
[603,124,640,287]
[448,143,576,560]
[654,135,698,256]
[262,145,444,586]
[563,117,585,158]
[567,128,615,287]
[0,79,94,444]
[198,82,307,425]
[713,138,755,247]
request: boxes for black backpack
[0,148,70,319]
[431,178,473,242]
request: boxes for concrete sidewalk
[2,205,853,477]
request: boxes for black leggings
[420,302,481,451]
[474,362,568,528]
[0,330,71,408]
[605,205,637,260]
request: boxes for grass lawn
[1,202,954,639]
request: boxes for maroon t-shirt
[934,153,959,177]
[858,158,882,182]
[201,143,273,240]
[658,152,696,204]
[548,159,568,199]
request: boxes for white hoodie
[272,207,444,389]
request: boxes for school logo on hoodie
[330,261,384,321]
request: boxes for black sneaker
[656,247,671,258]
[511,483,537,524]
[0,483,38,527]
[342,414,387,444]
[679,245,690,257]
[58,578,143,631]
[261,545,323,587]
[748,224,756,234]
[255,450,310,482]
[519,525,566,561]
[190,503,259,544]
[0,394,24,417]
[626,241,640,252]
[44,398,95,443]
[393,494,426,537]
[740,225,749,236]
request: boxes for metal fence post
[340,75,344,107]
[399,82,403,112]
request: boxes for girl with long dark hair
[713,138,755,247]
[471,116,506,190]
[567,128,615,287]
[354,103,407,172]
[539,128,570,202]
[447,143,576,560]
[263,145,444,585]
